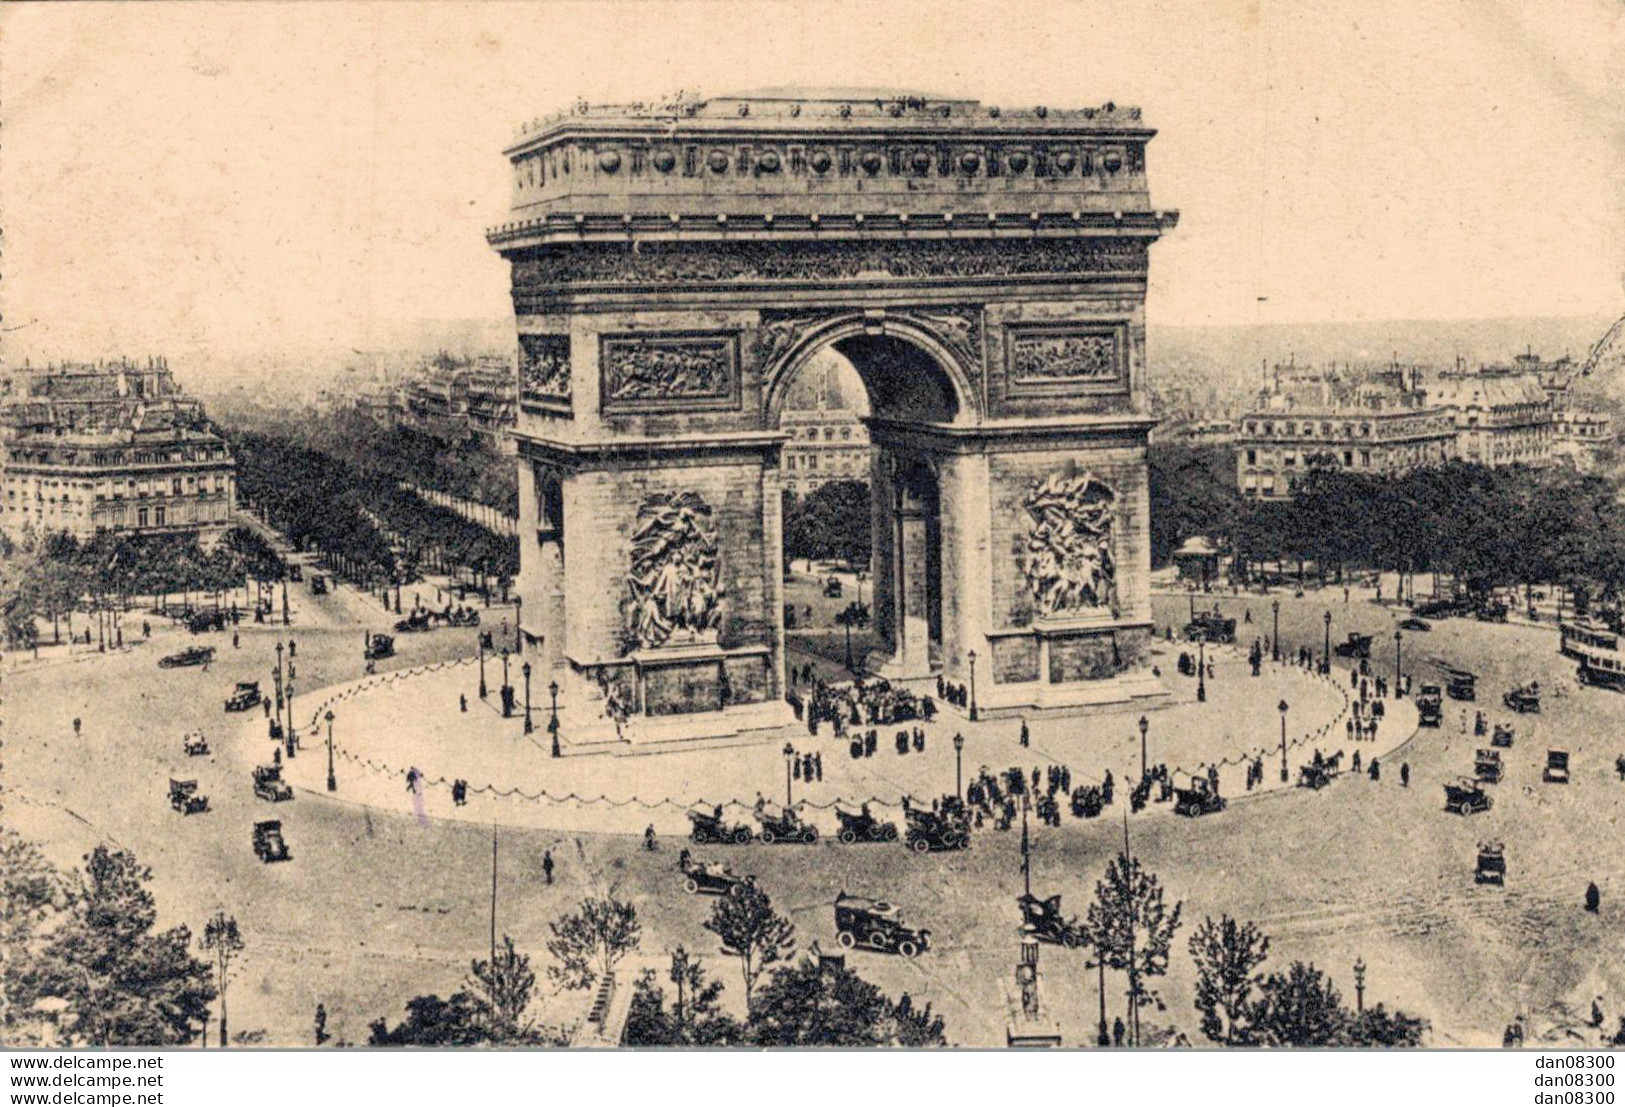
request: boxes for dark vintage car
[834,805,898,844]
[1415,597,1471,620]
[823,576,844,598]
[188,610,229,634]
[169,778,209,815]
[364,633,395,661]
[1398,617,1432,632]
[159,645,215,669]
[1175,777,1227,815]
[310,575,328,596]
[253,820,291,863]
[1474,748,1503,785]
[287,564,303,582]
[677,850,751,896]
[1333,633,1374,659]
[1503,682,1541,714]
[1490,723,1515,748]
[755,806,818,844]
[834,892,931,957]
[688,807,753,845]
[1444,778,1492,816]
[1182,611,1237,644]
[224,680,262,712]
[182,731,211,757]
[1543,749,1571,784]
[1474,600,1509,623]
[252,764,294,803]
[1416,684,1444,727]
[1446,671,1477,702]
[1018,893,1085,948]
[1475,841,1505,885]
[903,804,970,853]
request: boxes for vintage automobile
[188,610,229,634]
[169,778,209,815]
[1490,723,1515,749]
[159,645,215,669]
[224,680,262,712]
[1474,599,1509,623]
[287,564,303,582]
[1298,763,1335,791]
[1175,777,1228,815]
[755,805,819,845]
[834,805,898,844]
[444,607,480,628]
[834,892,931,957]
[1398,617,1432,632]
[903,805,970,853]
[823,576,844,598]
[1443,778,1492,816]
[1416,684,1444,728]
[395,610,434,634]
[1443,669,1477,702]
[1475,841,1506,885]
[364,633,395,661]
[677,850,751,897]
[182,731,211,757]
[252,764,294,803]
[687,807,754,845]
[1474,748,1503,785]
[253,820,291,863]
[1333,633,1374,660]
[1018,893,1085,949]
[1503,682,1541,714]
[1182,611,1238,644]
[310,575,328,595]
[1543,749,1571,784]
[1415,597,1471,620]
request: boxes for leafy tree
[466,935,536,1043]
[1348,1003,1429,1047]
[702,882,795,1012]
[1188,914,1270,1045]
[624,947,741,1046]
[368,993,487,1047]
[545,897,641,992]
[0,829,74,1045]
[200,911,245,1048]
[1248,961,1348,1047]
[1085,852,1182,1047]
[26,846,215,1045]
[747,955,946,1047]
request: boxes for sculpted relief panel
[1006,324,1127,396]
[518,334,571,411]
[599,334,739,413]
[624,491,724,650]
[1021,471,1118,618]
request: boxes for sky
[2,0,1621,364]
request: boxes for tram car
[1443,778,1492,816]
[1018,893,1085,948]
[168,778,210,815]
[833,892,931,957]
[687,807,754,845]
[834,805,898,844]
[1445,669,1477,702]
[160,645,215,669]
[1182,611,1237,644]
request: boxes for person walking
[460,694,468,713]
[1112,1017,1126,1048]
[233,630,240,649]
[1368,758,1380,782]
[1586,882,1601,914]
[542,849,555,886]
[1400,762,1410,788]
[1020,719,1030,748]
[72,717,81,737]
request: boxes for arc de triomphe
[488,90,1178,744]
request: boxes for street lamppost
[500,646,512,718]
[548,679,561,758]
[478,632,488,699]
[275,642,285,710]
[1197,639,1207,702]
[1323,610,1332,673]
[522,662,534,735]
[1271,599,1280,662]
[783,742,795,808]
[285,675,296,760]
[967,649,979,721]
[1278,699,1290,783]
[953,732,965,799]
[1393,629,1403,694]
[1353,958,1367,1015]
[324,710,336,792]
[1138,715,1150,782]
[515,595,523,654]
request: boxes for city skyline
[3,0,1620,370]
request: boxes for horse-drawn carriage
[755,805,819,844]
[1174,776,1227,816]
[1474,748,1503,785]
[687,807,754,845]
[1503,682,1541,714]
[252,764,294,803]
[903,804,970,853]
[168,778,209,815]
[834,805,898,844]
[1475,841,1506,885]
[834,892,931,957]
[677,849,752,896]
[253,820,291,863]
[1018,893,1085,949]
[364,633,395,661]
[1443,777,1492,816]
[160,645,215,669]
[182,731,210,757]
[224,680,261,712]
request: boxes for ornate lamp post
[1271,599,1280,662]
[274,642,285,710]
[1278,699,1290,783]
[967,649,979,721]
[548,679,560,757]
[500,646,512,718]
[1087,932,1110,1046]
[783,742,795,808]
[953,732,965,799]
[1353,957,1367,1015]
[324,709,336,792]
[522,662,534,735]
[515,595,523,654]
[1197,639,1207,702]
[1323,610,1332,673]
[478,632,488,699]
[1393,629,1403,694]
[1138,715,1150,782]
[285,675,296,760]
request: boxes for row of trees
[783,480,872,568]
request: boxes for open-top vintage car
[1182,611,1237,644]
[1298,762,1335,791]
[834,805,898,844]
[903,804,970,853]
[1544,749,1571,784]
[688,806,753,845]
[1475,841,1506,885]
[1474,748,1503,784]
[1334,633,1374,659]
[159,645,215,670]
[395,610,434,634]
[1503,682,1541,714]
[168,778,209,815]
[1018,893,1085,949]
[364,633,395,661]
[182,731,210,757]
[252,764,294,803]
[834,892,931,957]
[224,680,262,712]
[677,849,751,896]
[1491,723,1515,748]
[1443,777,1492,816]
[756,805,818,844]
[1175,776,1227,815]
[253,820,291,863]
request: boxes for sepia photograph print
[2,0,1623,1085]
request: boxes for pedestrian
[72,717,81,737]
[1400,762,1410,788]
[1352,750,1362,774]
[644,825,657,851]
[233,631,240,649]
[273,746,282,767]
[142,620,151,639]
[263,698,271,718]
[460,693,468,713]
[814,752,822,782]
[542,849,554,886]
[1347,719,1354,741]
[1368,758,1380,782]
[1020,719,1030,748]
[1586,882,1601,913]
[1112,1017,1126,1048]
[289,638,297,659]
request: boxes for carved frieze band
[754,306,985,376]
[518,334,571,413]
[599,332,740,414]
[512,238,1149,301]
[1005,322,1129,397]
